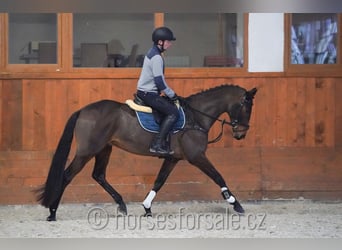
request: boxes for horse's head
[228,87,257,140]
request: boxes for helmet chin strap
[158,40,166,52]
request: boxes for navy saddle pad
[136,108,185,133]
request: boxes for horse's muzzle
[233,132,246,140]
[232,124,249,140]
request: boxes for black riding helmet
[152,27,176,44]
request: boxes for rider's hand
[170,94,179,102]
[171,94,186,105]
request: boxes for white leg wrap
[221,187,236,203]
[227,195,236,203]
[142,190,156,209]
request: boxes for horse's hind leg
[47,155,92,221]
[92,145,127,215]
[142,157,179,216]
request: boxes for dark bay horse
[36,84,257,221]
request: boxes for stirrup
[149,145,174,155]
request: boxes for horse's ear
[247,88,257,99]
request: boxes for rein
[180,98,250,144]
[208,119,226,144]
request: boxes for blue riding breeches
[137,90,179,119]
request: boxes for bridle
[227,96,251,132]
[181,94,251,144]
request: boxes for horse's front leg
[188,152,245,214]
[142,157,179,217]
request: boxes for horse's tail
[36,110,81,207]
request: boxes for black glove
[170,94,179,102]
[170,94,186,106]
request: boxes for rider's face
[163,40,173,50]
[158,40,173,50]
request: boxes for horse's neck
[189,93,231,129]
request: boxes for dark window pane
[164,13,244,67]
[9,13,57,64]
[73,13,153,67]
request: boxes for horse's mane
[187,84,244,99]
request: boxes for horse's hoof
[142,206,152,217]
[144,211,152,217]
[118,203,127,215]
[46,215,56,221]
[233,201,245,214]
[144,212,152,217]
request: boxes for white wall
[248,13,284,72]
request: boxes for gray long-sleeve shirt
[137,45,175,98]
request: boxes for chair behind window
[128,44,139,67]
[38,42,57,64]
[80,43,108,67]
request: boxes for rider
[136,26,179,156]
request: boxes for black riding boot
[150,114,177,155]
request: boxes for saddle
[125,95,153,113]
[125,94,185,133]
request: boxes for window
[8,13,57,64]
[0,13,248,75]
[164,13,244,67]
[291,13,338,65]
[73,13,154,67]
[286,13,341,75]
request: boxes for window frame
[1,13,66,73]
[284,13,342,76]
[0,13,248,78]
